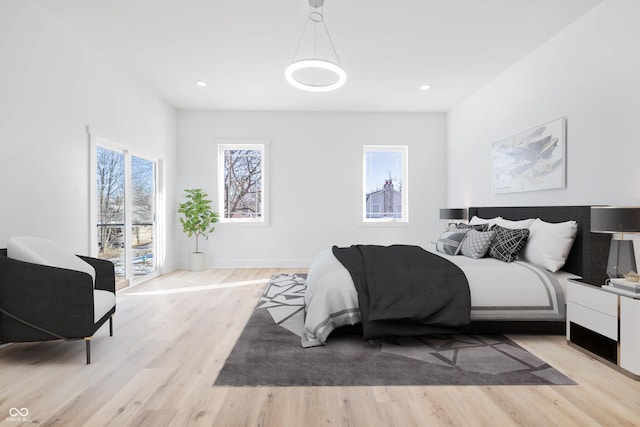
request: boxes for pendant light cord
[290,11,312,62]
[320,7,342,66]
[289,3,342,66]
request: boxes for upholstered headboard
[468,206,609,282]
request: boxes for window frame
[88,126,164,287]
[360,145,409,225]
[217,142,269,225]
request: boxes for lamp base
[607,239,637,278]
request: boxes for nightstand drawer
[568,302,618,340]
[568,282,617,316]
[567,279,640,380]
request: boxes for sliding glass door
[94,143,158,289]
[130,155,156,279]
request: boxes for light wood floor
[1,268,639,427]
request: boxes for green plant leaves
[178,188,219,252]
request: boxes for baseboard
[162,261,180,274]
[209,259,312,269]
[172,259,312,270]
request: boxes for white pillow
[7,236,96,285]
[521,219,578,272]
[495,217,535,230]
[469,215,502,229]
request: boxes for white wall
[176,111,446,268]
[447,0,640,208]
[447,0,640,264]
[0,1,177,267]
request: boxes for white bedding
[302,247,579,348]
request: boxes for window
[362,145,408,223]
[218,143,268,223]
[90,129,162,289]
[95,146,125,281]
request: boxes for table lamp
[591,206,640,278]
[439,208,466,230]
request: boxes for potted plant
[178,188,219,271]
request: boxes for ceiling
[33,0,601,112]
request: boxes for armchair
[0,238,116,364]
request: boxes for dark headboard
[468,206,609,282]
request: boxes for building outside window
[362,145,408,223]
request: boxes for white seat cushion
[7,236,96,285]
[93,289,116,322]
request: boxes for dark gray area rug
[214,274,575,387]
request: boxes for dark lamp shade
[591,206,640,233]
[439,208,466,221]
[591,206,640,278]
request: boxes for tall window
[91,130,161,289]
[362,145,408,223]
[96,146,125,280]
[130,155,156,277]
[218,143,268,223]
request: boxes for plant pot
[189,252,206,271]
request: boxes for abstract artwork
[493,118,566,194]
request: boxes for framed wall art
[492,117,566,194]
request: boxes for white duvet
[302,247,578,348]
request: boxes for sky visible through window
[365,149,403,194]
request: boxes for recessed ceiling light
[420,84,431,91]
[196,81,208,87]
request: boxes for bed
[302,205,610,348]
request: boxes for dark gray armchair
[0,247,116,364]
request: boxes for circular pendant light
[285,0,346,92]
[285,59,346,92]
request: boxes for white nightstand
[567,279,640,379]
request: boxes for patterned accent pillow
[436,229,470,255]
[455,223,489,232]
[459,229,496,259]
[488,225,530,263]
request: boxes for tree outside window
[96,146,125,258]
[218,143,267,223]
[95,146,157,282]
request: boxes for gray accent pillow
[436,229,470,255]
[460,230,496,259]
[488,225,530,263]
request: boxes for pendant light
[285,0,346,92]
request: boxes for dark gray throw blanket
[332,245,471,340]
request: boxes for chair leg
[109,315,113,336]
[84,337,92,364]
